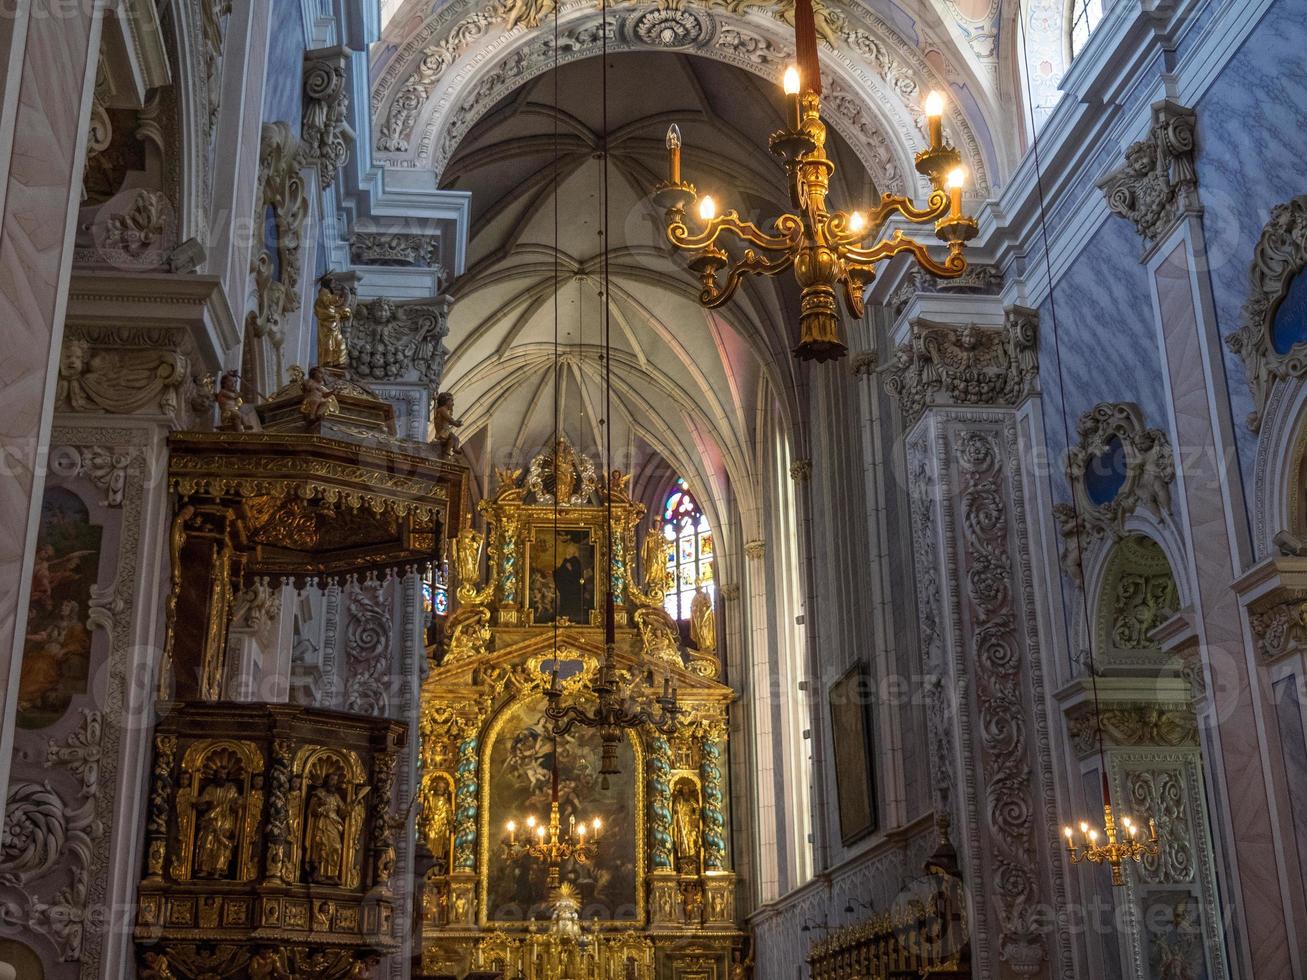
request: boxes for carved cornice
[349,232,442,271]
[884,306,1038,426]
[1054,402,1174,583]
[1226,194,1307,432]
[1096,100,1198,246]
[302,46,353,190]
[1064,702,1198,758]
[888,263,1003,319]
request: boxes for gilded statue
[299,366,339,422]
[194,779,241,878]
[140,952,177,980]
[673,785,701,869]
[689,585,716,653]
[730,948,755,980]
[304,771,360,884]
[215,370,246,432]
[433,392,464,457]
[453,526,485,601]
[314,273,352,368]
[427,791,452,860]
[641,528,670,598]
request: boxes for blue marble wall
[1194,0,1307,497]
[1039,215,1168,502]
[263,0,306,130]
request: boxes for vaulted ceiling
[368,0,1051,541]
[435,52,879,540]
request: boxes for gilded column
[449,727,479,926]
[144,734,177,881]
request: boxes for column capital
[885,305,1039,425]
[744,539,766,561]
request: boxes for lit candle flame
[925,91,945,117]
[849,211,866,234]
[699,195,717,221]
[946,167,967,190]
[783,66,801,96]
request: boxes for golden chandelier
[1063,775,1161,886]
[503,762,603,891]
[652,0,978,362]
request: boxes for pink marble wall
[0,2,104,792]
[1151,231,1296,977]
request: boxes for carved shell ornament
[1226,194,1307,432]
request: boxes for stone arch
[370,0,996,196]
[1076,516,1190,672]
[1254,376,1307,559]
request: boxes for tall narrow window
[661,478,713,620]
[1069,0,1104,58]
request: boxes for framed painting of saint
[528,527,595,625]
[829,664,877,845]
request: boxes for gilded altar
[416,439,742,979]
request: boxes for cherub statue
[299,366,339,423]
[314,272,353,368]
[432,392,463,457]
[215,370,246,431]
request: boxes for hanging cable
[1017,11,1111,794]
[551,0,561,676]
[602,0,615,651]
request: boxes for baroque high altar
[414,438,743,979]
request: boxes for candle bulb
[507,819,517,844]
[662,675,671,699]
[699,195,717,222]
[666,124,682,185]
[946,167,966,219]
[924,90,945,150]
[849,211,866,235]
[783,65,802,130]
[592,816,602,837]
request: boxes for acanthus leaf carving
[344,578,392,716]
[1097,100,1198,246]
[303,47,353,189]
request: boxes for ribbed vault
[438,51,879,546]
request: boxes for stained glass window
[661,478,713,621]
[1069,0,1105,59]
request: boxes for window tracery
[661,478,713,622]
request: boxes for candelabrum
[504,800,602,891]
[1063,801,1161,886]
[653,68,978,363]
[544,643,681,786]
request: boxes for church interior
[1,0,1306,978]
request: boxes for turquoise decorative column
[453,734,479,872]
[700,736,727,871]
[647,734,674,872]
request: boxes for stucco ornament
[347,295,451,392]
[885,308,1039,426]
[246,122,310,382]
[303,47,353,189]
[1055,404,1175,584]
[1226,194,1307,432]
[56,337,188,418]
[1097,100,1198,246]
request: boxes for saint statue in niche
[194,778,242,878]
[304,770,352,884]
[690,585,716,652]
[673,784,701,872]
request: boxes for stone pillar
[890,308,1074,979]
[0,0,106,823]
[1100,99,1307,969]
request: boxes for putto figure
[432,391,463,457]
[314,272,353,369]
[299,366,339,422]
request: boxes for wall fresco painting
[19,487,102,729]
